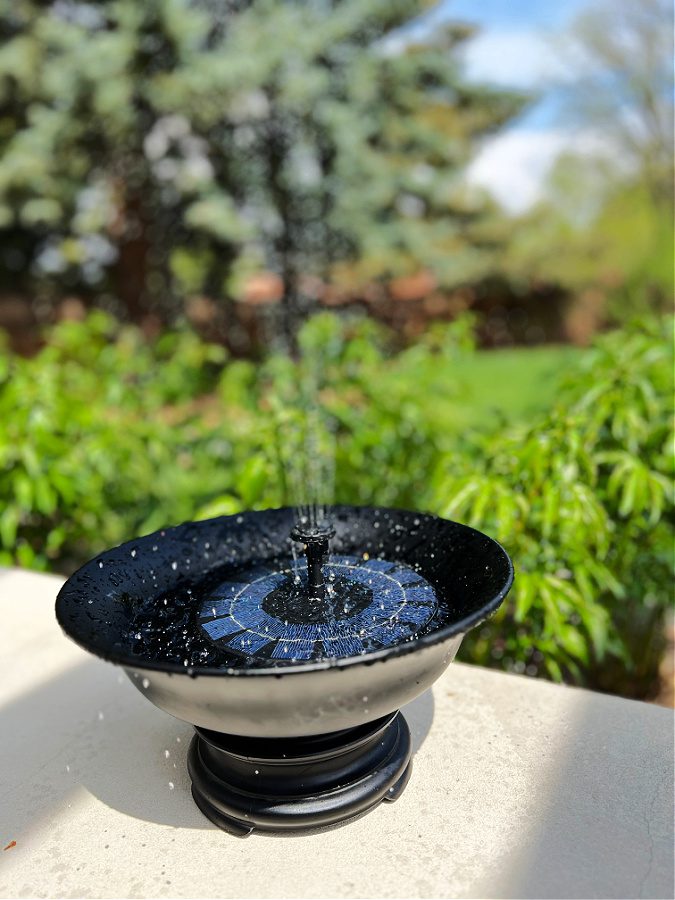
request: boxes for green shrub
[0,312,232,569]
[432,317,673,697]
[1,311,671,698]
[0,310,456,568]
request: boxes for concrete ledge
[0,567,673,899]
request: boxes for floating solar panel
[198,554,438,663]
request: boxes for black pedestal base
[187,712,412,836]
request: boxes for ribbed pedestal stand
[187,712,412,836]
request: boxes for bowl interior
[55,505,513,676]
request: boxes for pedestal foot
[187,712,412,835]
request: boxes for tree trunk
[110,185,151,324]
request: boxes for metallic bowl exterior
[124,632,464,737]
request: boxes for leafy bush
[1,310,455,568]
[1,311,672,698]
[433,317,673,697]
[0,312,230,569]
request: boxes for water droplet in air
[168,782,175,790]
[142,678,150,689]
[171,561,178,570]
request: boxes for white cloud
[461,30,568,87]
[384,16,626,214]
[466,128,613,213]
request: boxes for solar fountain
[56,505,513,836]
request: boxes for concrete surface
[0,566,673,900]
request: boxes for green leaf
[514,572,536,622]
[195,495,241,521]
[0,507,19,548]
[559,625,589,664]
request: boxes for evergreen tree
[0,0,522,341]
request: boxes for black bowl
[55,505,513,834]
[56,505,513,737]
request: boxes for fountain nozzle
[291,520,336,596]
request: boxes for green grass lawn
[445,344,584,431]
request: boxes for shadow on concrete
[0,659,204,836]
[401,687,435,754]
[0,655,435,836]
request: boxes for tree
[557,0,673,207]
[498,0,673,325]
[0,0,522,345]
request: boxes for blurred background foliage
[0,0,672,700]
[1,0,670,350]
[0,0,523,348]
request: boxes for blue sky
[435,0,588,30]
[404,0,599,212]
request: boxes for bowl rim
[55,505,514,678]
